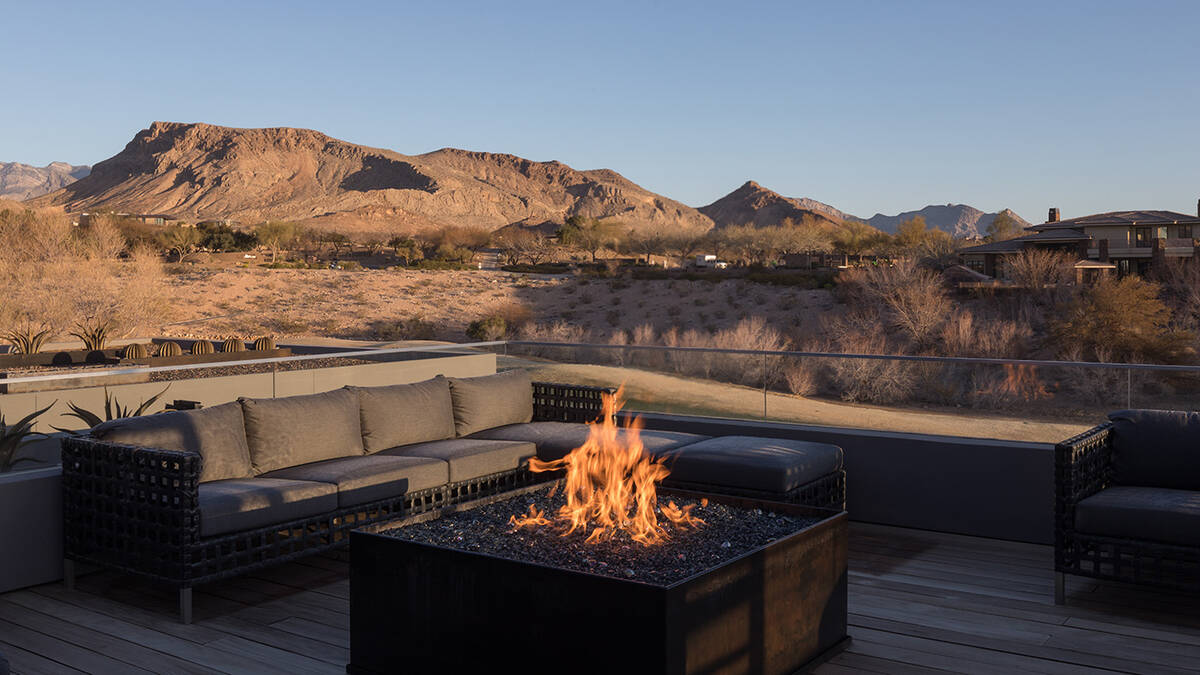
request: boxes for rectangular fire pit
[348,485,848,675]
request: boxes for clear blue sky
[3,0,1198,221]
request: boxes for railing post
[761,353,768,419]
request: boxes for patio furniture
[1054,409,1200,603]
[62,371,846,622]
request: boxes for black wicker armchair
[1055,410,1200,604]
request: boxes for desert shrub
[1050,276,1194,363]
[940,308,1031,358]
[339,261,363,271]
[605,309,621,327]
[606,330,629,366]
[466,316,507,341]
[501,263,570,274]
[409,260,474,271]
[822,310,916,404]
[710,316,787,386]
[783,360,820,396]
[370,316,437,341]
[1002,249,1074,303]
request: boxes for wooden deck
[3,523,1200,674]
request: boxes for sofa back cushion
[240,388,364,474]
[447,370,533,436]
[90,402,252,483]
[1107,409,1200,490]
[352,376,456,453]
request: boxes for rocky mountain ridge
[0,161,90,201]
[865,204,1031,239]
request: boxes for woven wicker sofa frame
[61,380,845,622]
[1054,422,1200,603]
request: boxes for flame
[509,386,704,546]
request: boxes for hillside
[30,122,712,234]
[866,204,1030,239]
[699,181,847,229]
[0,162,89,200]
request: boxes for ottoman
[657,436,846,510]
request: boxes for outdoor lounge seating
[61,370,846,622]
[1054,408,1200,603]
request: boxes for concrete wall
[631,412,1054,545]
[0,466,61,593]
[0,352,496,437]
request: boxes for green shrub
[466,316,507,341]
[409,260,475,271]
[501,263,570,274]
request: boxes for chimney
[1196,197,1199,218]
[1048,207,1060,223]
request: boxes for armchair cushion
[91,402,252,483]
[381,438,536,482]
[447,370,533,436]
[1074,486,1200,547]
[351,376,456,453]
[240,388,364,475]
[261,454,448,508]
[1107,409,1200,490]
[198,478,338,537]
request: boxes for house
[79,212,178,227]
[961,201,1200,279]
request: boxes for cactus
[252,336,276,351]
[156,341,183,357]
[191,340,215,355]
[120,343,149,360]
[222,338,246,353]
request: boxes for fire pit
[348,389,848,674]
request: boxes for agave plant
[3,325,53,355]
[70,318,116,351]
[0,402,55,473]
[56,385,170,432]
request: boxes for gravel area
[147,356,377,381]
[383,485,821,586]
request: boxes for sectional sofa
[62,370,844,622]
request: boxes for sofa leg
[180,587,193,624]
[1054,572,1065,605]
[63,559,75,590]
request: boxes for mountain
[698,181,849,229]
[865,204,1030,239]
[31,122,712,233]
[0,162,90,200]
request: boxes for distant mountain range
[16,122,1030,237]
[0,162,90,201]
[864,204,1031,239]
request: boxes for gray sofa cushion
[447,370,533,436]
[382,438,536,482]
[91,402,252,483]
[1075,486,1200,547]
[240,388,364,475]
[352,376,456,453]
[469,421,709,462]
[262,454,448,507]
[198,478,338,537]
[1107,409,1200,490]
[657,436,843,494]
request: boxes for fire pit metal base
[348,490,848,675]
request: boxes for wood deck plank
[4,522,1200,674]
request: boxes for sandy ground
[516,361,1089,443]
[159,267,835,342]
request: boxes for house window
[964,258,984,274]
[1179,225,1193,240]
[1134,227,1151,248]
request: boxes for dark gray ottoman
[0,648,8,675]
[657,436,845,510]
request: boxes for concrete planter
[0,463,62,593]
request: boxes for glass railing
[502,341,1200,443]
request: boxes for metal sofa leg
[1054,572,1065,605]
[63,559,75,590]
[180,587,193,624]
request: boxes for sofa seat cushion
[1107,409,1200,491]
[261,455,448,508]
[1075,486,1200,547]
[351,376,456,453]
[468,422,709,462]
[657,436,844,495]
[381,439,536,483]
[241,388,364,475]
[91,401,253,483]
[198,478,338,538]
[447,370,533,436]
